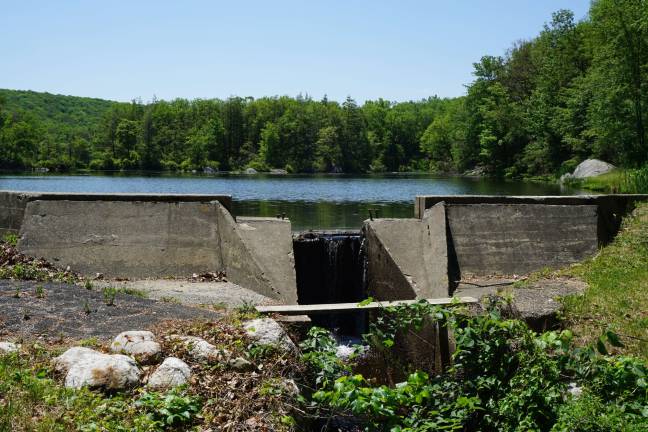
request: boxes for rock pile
[1,317,299,392]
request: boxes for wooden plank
[255,296,478,315]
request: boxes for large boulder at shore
[53,347,141,390]
[110,331,161,365]
[572,159,616,179]
[243,318,296,352]
[147,357,191,390]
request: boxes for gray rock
[244,167,258,175]
[110,331,161,365]
[171,335,230,363]
[243,318,296,352]
[147,357,191,390]
[559,173,574,183]
[203,166,216,174]
[335,344,367,361]
[228,356,254,371]
[281,378,300,396]
[54,347,141,390]
[269,168,288,175]
[572,159,615,179]
[0,341,20,354]
[567,382,583,398]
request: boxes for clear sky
[1,0,591,103]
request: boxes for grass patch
[574,165,648,194]
[0,349,168,431]
[562,201,648,359]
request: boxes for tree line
[1,0,646,177]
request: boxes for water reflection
[0,173,579,231]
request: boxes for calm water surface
[0,173,578,231]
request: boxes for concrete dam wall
[2,190,646,306]
[0,191,296,303]
[415,194,648,279]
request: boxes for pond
[0,173,578,231]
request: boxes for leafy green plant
[102,287,117,306]
[135,388,202,427]
[2,233,18,246]
[300,327,350,387]
[304,300,648,432]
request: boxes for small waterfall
[293,231,367,335]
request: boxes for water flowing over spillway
[293,232,367,335]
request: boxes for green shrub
[303,301,648,432]
[135,388,202,427]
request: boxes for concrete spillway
[293,232,366,334]
[2,190,646,310]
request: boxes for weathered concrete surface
[454,276,587,331]
[364,202,448,300]
[0,191,232,237]
[18,200,225,278]
[9,193,298,302]
[216,208,297,303]
[93,279,278,308]
[236,217,297,304]
[415,194,648,245]
[0,191,30,237]
[445,204,598,276]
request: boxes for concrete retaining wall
[415,194,648,244]
[0,191,233,236]
[19,200,225,277]
[219,214,297,303]
[445,204,598,276]
[364,202,449,300]
[2,191,297,303]
[415,194,648,277]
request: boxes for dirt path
[0,280,220,341]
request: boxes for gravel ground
[0,280,221,341]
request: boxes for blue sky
[1,0,591,103]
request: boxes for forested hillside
[0,0,646,176]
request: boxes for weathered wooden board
[256,296,477,315]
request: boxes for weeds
[34,284,44,298]
[563,202,648,358]
[2,233,18,246]
[102,287,117,306]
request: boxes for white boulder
[572,159,616,179]
[52,346,101,373]
[243,318,296,352]
[0,341,20,354]
[111,331,161,365]
[147,357,191,390]
[171,335,230,363]
[53,347,141,390]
